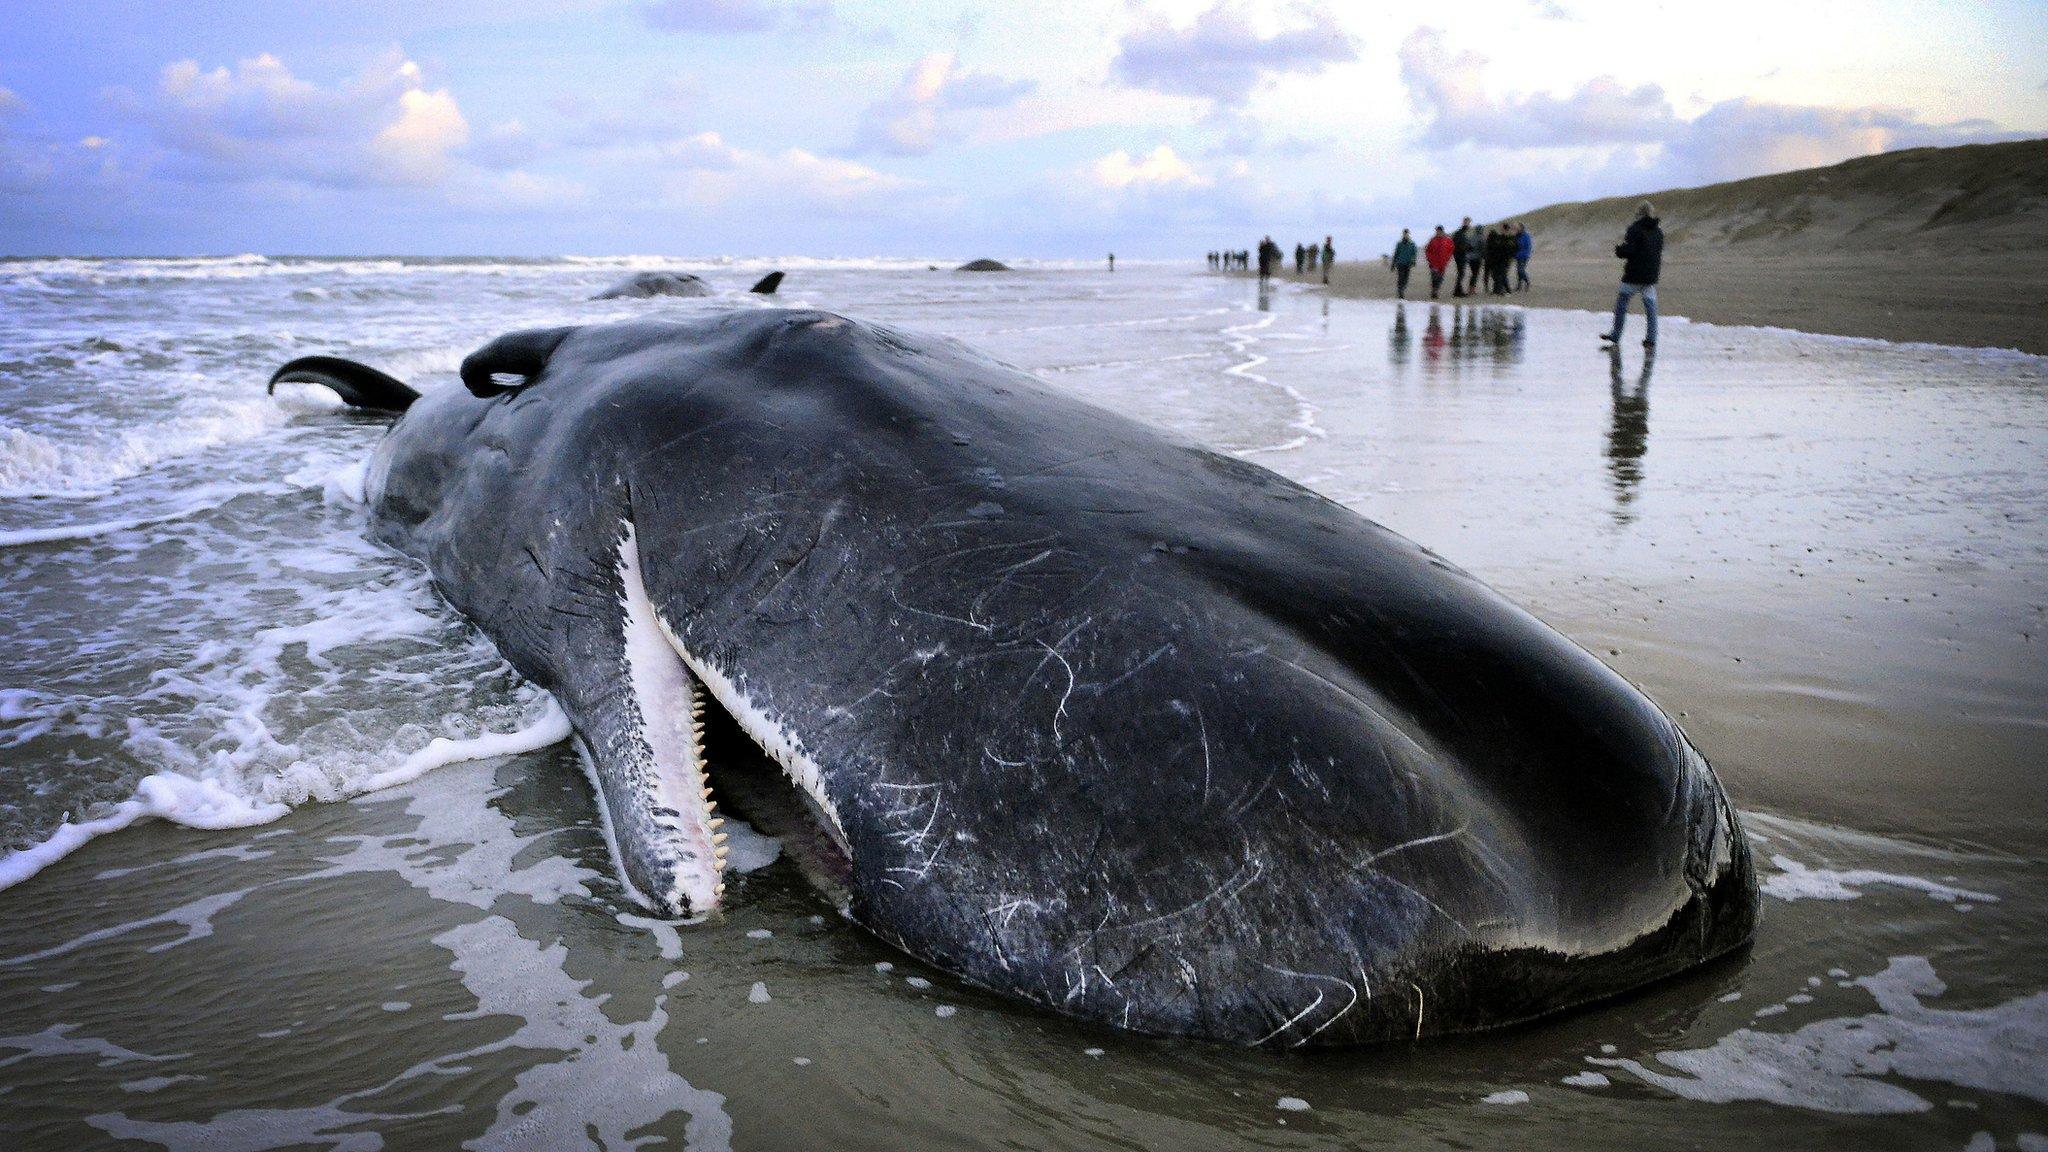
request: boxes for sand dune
[1261,139,2048,354]
[1512,138,2048,255]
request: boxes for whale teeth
[712,832,728,845]
[708,816,725,829]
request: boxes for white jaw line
[618,523,728,914]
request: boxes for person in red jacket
[1423,225,1455,300]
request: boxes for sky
[0,0,2042,257]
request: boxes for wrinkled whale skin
[356,309,1757,1046]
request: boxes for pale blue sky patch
[0,0,2041,255]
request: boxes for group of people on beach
[1208,237,1335,285]
[1205,200,1663,348]
[1291,239,1333,278]
[1390,219,1532,301]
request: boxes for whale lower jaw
[612,521,848,918]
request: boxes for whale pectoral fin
[749,271,784,295]
[267,356,418,413]
[556,524,730,918]
[459,326,580,398]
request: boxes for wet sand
[3,262,2044,1150]
[1247,252,2048,355]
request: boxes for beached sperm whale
[267,310,1756,1046]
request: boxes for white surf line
[0,700,572,898]
[1219,309,1325,458]
[0,499,243,549]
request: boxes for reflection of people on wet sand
[1423,305,1446,361]
[1606,345,1655,523]
[1390,303,1411,368]
[1431,305,1526,369]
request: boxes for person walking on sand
[1320,236,1334,284]
[1602,202,1664,347]
[1423,225,1453,299]
[1258,236,1279,282]
[1391,229,1417,300]
[1451,217,1473,296]
[1294,242,1306,275]
[1514,223,1532,290]
[1108,253,1115,272]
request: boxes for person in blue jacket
[1601,202,1663,347]
[1514,223,1533,290]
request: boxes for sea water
[1,257,2043,1149]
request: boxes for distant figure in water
[1321,236,1334,285]
[1108,253,1115,272]
[1424,225,1453,299]
[1602,201,1664,347]
[1515,223,1533,290]
[1391,229,1417,299]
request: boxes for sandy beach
[1250,139,2048,354]
[1245,251,2048,354]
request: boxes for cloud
[1530,1,1574,19]
[467,119,539,169]
[849,53,1033,157]
[122,51,470,188]
[657,130,906,210]
[0,86,23,116]
[373,87,468,183]
[1398,27,2010,188]
[548,80,700,149]
[1660,98,2009,185]
[642,0,834,34]
[1113,3,1356,106]
[1090,144,1209,190]
[447,168,589,210]
[1399,27,1677,148]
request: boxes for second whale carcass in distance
[593,270,784,299]
[268,309,1757,1046]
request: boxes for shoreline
[1229,252,2048,356]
